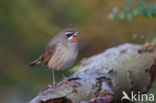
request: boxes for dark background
[0,0,156,103]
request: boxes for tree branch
[29,43,156,103]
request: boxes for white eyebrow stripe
[65,32,74,35]
[68,36,73,40]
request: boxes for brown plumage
[27,28,80,85]
[28,45,56,67]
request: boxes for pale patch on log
[29,43,156,103]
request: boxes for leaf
[112,7,119,13]
[126,0,132,6]
[118,12,125,20]
[132,9,140,16]
[108,13,115,20]
[126,13,132,21]
[143,8,151,18]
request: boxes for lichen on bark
[29,43,156,103]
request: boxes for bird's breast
[48,43,78,71]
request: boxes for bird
[27,28,80,86]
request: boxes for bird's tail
[27,58,41,67]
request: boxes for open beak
[74,32,80,36]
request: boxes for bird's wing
[27,39,60,67]
[40,39,60,65]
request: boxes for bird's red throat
[72,36,77,42]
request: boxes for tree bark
[29,43,156,103]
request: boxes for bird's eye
[65,32,74,38]
[66,33,73,37]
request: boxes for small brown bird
[27,28,79,85]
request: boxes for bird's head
[61,28,80,43]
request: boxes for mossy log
[29,43,156,103]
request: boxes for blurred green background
[0,0,156,103]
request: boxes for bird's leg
[52,70,56,86]
[48,70,56,88]
[61,70,66,79]
[61,71,70,84]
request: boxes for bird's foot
[62,74,69,83]
[63,78,70,84]
[48,84,52,88]
[48,83,57,88]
